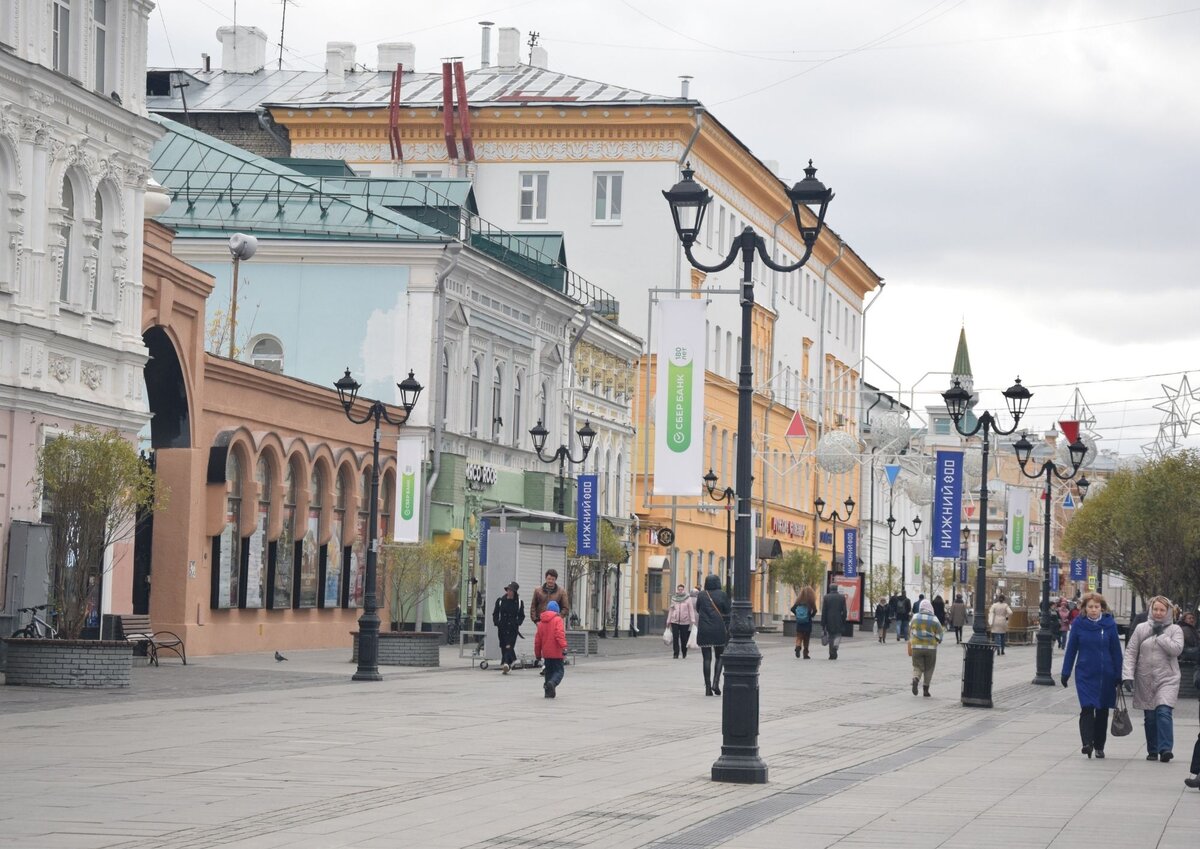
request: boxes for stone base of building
[350,631,440,667]
[2,639,133,688]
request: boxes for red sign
[785,412,808,439]
[1059,420,1080,444]
[833,575,862,623]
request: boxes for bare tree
[381,541,459,630]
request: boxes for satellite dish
[229,233,258,261]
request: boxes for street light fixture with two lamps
[703,469,736,594]
[886,512,922,594]
[333,367,423,682]
[529,418,596,532]
[664,159,833,785]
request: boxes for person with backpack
[791,586,817,659]
[491,582,525,674]
[895,593,912,640]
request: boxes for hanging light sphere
[963,450,984,484]
[871,411,911,456]
[815,430,859,474]
[1055,433,1098,470]
[902,473,934,506]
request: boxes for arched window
[511,371,523,446]
[492,364,503,441]
[469,357,481,433]
[614,452,623,516]
[249,336,284,373]
[713,325,721,374]
[603,448,612,515]
[539,382,549,430]
[273,458,298,609]
[720,429,729,483]
[58,176,78,303]
[92,190,104,312]
[213,450,242,609]
[247,455,272,608]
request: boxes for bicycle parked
[10,604,59,639]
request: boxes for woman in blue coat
[1061,592,1124,758]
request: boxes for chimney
[377,42,415,71]
[201,52,211,73]
[679,74,692,98]
[216,25,268,74]
[325,44,345,93]
[328,41,356,71]
[479,21,493,68]
[530,44,548,69]
[497,27,521,68]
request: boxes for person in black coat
[695,574,731,696]
[821,585,848,660]
[492,582,525,673]
[932,595,947,627]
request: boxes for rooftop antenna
[527,31,540,64]
[277,0,298,70]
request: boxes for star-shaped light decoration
[1152,375,1196,439]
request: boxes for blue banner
[1027,559,1035,574]
[932,450,964,558]
[1051,563,1060,591]
[577,474,598,556]
[478,517,490,566]
[1070,557,1087,581]
[843,528,858,578]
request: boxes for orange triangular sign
[785,412,808,439]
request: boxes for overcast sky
[150,0,1200,458]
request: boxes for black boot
[703,666,712,696]
[712,657,723,695]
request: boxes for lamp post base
[1032,626,1055,686]
[960,635,996,708]
[711,602,768,784]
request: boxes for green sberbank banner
[653,299,706,495]
[394,435,424,542]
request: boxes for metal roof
[146,64,684,114]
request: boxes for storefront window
[325,471,345,607]
[212,451,242,609]
[298,467,322,607]
[274,459,297,608]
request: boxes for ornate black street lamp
[334,367,423,682]
[664,159,833,784]
[941,376,1031,707]
[704,469,736,594]
[1013,431,1089,686]
[887,512,922,590]
[815,495,856,580]
[529,418,596,532]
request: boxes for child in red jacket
[535,600,568,698]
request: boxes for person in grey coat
[821,584,848,660]
[695,574,731,697]
[1122,595,1185,762]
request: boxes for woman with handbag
[989,594,1013,655]
[1060,592,1124,758]
[666,584,698,659]
[695,574,731,696]
[1122,595,1185,763]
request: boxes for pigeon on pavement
[274,651,288,662]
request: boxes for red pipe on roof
[388,63,404,162]
[441,62,459,162]
[453,60,475,162]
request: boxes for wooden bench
[116,615,187,667]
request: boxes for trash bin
[783,618,796,637]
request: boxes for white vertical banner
[1005,486,1031,573]
[394,435,425,542]
[653,299,707,495]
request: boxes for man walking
[530,568,570,625]
[895,592,912,641]
[821,584,848,660]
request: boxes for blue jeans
[995,633,1007,653]
[544,658,565,688]
[896,619,908,639]
[1143,705,1174,754]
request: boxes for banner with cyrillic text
[843,528,858,578]
[653,299,707,495]
[577,474,598,556]
[932,450,963,558]
[394,435,425,542]
[1004,486,1031,573]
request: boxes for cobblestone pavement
[1,631,1195,848]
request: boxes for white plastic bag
[662,625,673,645]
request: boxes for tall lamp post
[815,496,856,581]
[1013,431,1089,686]
[942,376,1031,708]
[334,367,423,682]
[664,159,833,784]
[529,418,596,531]
[704,469,735,594]
[959,526,971,603]
[887,512,921,593]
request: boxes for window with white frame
[519,172,548,221]
[58,176,78,303]
[439,347,450,421]
[53,0,72,75]
[593,172,622,222]
[538,381,549,428]
[491,365,503,440]
[249,335,284,372]
[93,0,108,93]
[411,170,442,179]
[469,357,481,433]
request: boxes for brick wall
[351,632,440,667]
[188,113,291,158]
[2,640,132,687]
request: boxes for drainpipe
[628,511,640,634]
[422,243,462,541]
[815,239,845,437]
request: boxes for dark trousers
[498,630,518,666]
[701,646,724,690]
[953,626,964,643]
[1192,703,1200,774]
[671,623,691,658]
[543,657,565,687]
[1079,707,1109,751]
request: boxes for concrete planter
[2,638,132,688]
[351,631,440,667]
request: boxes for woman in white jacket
[1122,595,1185,762]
